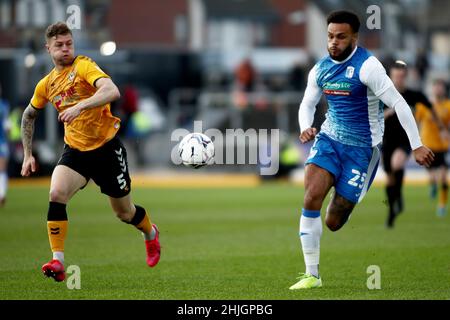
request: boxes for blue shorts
[305,133,380,204]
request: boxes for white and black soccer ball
[178,133,215,169]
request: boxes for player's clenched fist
[413,146,435,168]
[299,128,318,144]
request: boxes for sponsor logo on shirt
[322,81,352,96]
[52,86,77,110]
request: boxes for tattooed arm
[21,105,40,176]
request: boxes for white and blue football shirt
[299,46,393,148]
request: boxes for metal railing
[167,88,306,134]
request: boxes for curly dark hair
[327,10,361,33]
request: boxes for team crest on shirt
[68,71,76,82]
[345,66,355,79]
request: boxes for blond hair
[45,22,72,40]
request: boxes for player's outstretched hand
[413,146,434,168]
[299,128,317,144]
[21,155,37,177]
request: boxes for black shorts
[57,136,131,198]
[382,143,412,173]
[429,152,448,169]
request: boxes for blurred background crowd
[0,0,449,178]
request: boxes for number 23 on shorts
[347,169,367,189]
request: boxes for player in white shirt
[290,10,434,290]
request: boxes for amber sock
[129,205,155,241]
[47,202,68,263]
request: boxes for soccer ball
[178,133,215,169]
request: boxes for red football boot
[42,259,65,282]
[145,224,161,267]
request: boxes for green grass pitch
[1,183,449,299]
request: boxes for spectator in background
[288,61,306,91]
[0,83,10,206]
[276,132,302,180]
[118,84,152,166]
[118,84,139,137]
[233,58,257,110]
[235,58,256,92]
[415,49,429,86]
[7,105,23,178]
[415,79,450,216]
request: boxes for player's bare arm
[58,78,120,124]
[437,115,450,142]
[428,105,449,137]
[21,104,40,176]
[384,107,395,118]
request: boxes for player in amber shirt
[416,79,450,216]
[21,22,160,282]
